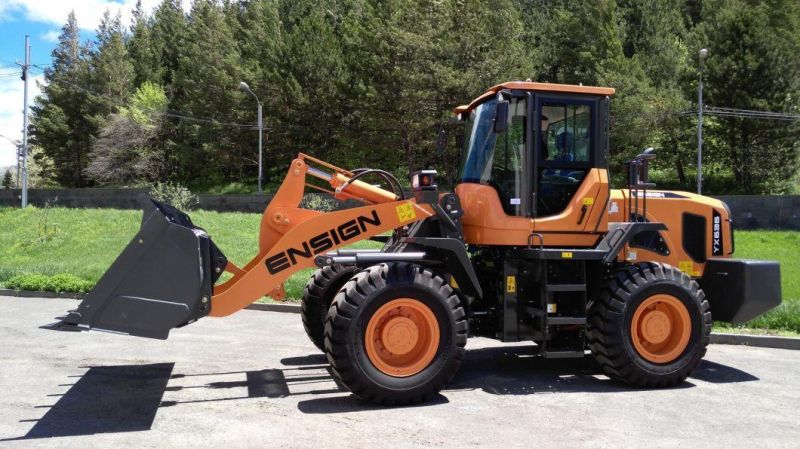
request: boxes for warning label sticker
[506,276,516,293]
[678,261,700,277]
[395,202,417,223]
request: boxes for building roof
[453,81,616,114]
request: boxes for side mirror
[637,147,657,160]
[494,100,509,133]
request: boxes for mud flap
[53,197,227,339]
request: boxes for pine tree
[275,0,352,166]
[128,0,161,85]
[2,169,12,189]
[87,9,135,136]
[93,11,134,101]
[30,11,95,187]
[150,0,187,94]
[228,0,285,182]
[172,0,245,182]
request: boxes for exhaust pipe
[50,197,227,339]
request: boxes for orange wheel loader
[53,82,782,405]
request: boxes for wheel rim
[630,294,692,364]
[365,298,440,377]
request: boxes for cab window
[537,100,593,217]
[541,103,591,162]
[491,99,526,215]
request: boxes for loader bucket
[53,197,227,339]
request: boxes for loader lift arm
[211,154,436,316]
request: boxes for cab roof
[453,81,616,114]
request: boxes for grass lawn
[0,206,380,302]
[713,230,800,335]
[1,206,798,333]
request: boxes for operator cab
[455,82,613,220]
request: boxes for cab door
[531,94,609,246]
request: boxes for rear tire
[302,265,358,351]
[324,263,467,405]
[587,262,711,387]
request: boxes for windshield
[457,97,527,216]
[458,99,498,183]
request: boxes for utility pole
[257,102,263,193]
[17,35,32,207]
[238,81,263,193]
[697,48,708,195]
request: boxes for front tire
[324,263,467,405]
[587,262,711,387]
[302,265,358,351]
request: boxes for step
[547,316,587,325]
[542,350,587,359]
[520,248,607,260]
[546,284,586,292]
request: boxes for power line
[705,107,800,121]
[0,134,20,144]
[681,107,800,121]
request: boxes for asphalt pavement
[1,296,798,449]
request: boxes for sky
[0,0,187,168]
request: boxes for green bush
[718,302,800,335]
[5,273,95,293]
[301,194,339,212]
[148,182,199,211]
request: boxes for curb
[245,302,301,314]
[0,288,86,299]
[2,290,798,349]
[710,333,800,351]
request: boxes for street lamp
[239,81,263,194]
[697,47,708,194]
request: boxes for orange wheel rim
[365,298,440,377]
[631,294,692,364]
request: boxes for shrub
[5,273,95,293]
[301,193,339,212]
[148,182,199,211]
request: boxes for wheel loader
[53,81,782,405]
